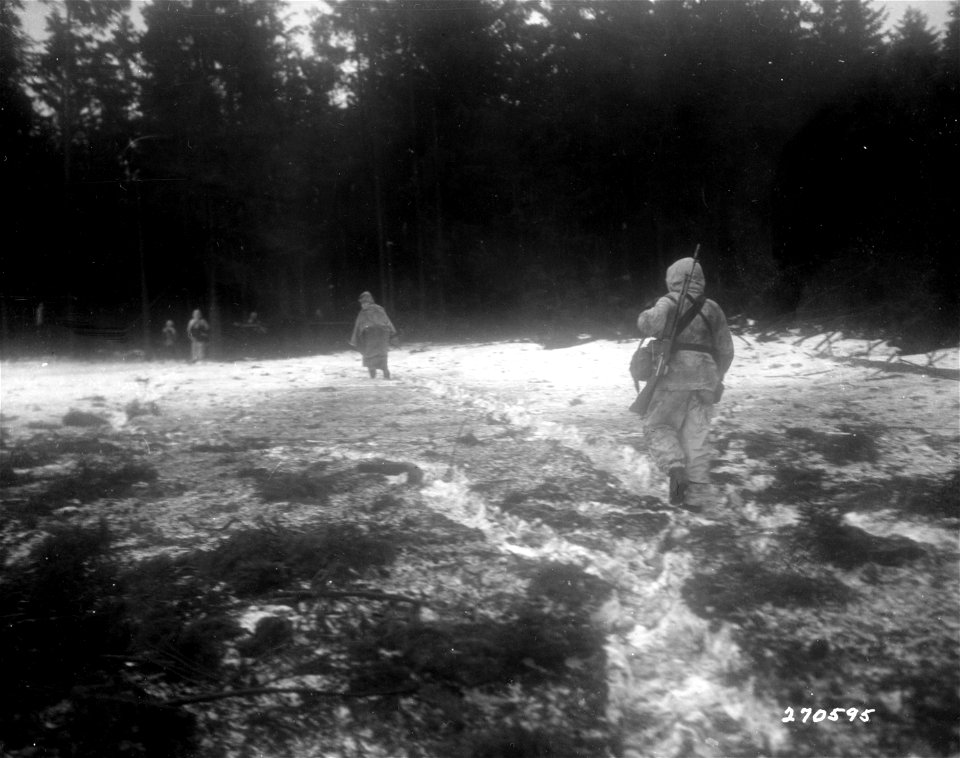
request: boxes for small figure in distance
[161,319,178,360]
[349,291,397,379]
[187,309,210,362]
[636,257,734,512]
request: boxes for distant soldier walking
[161,319,178,360]
[187,309,210,362]
[636,257,734,510]
[349,291,397,379]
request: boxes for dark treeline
[2,0,958,354]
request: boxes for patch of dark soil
[242,463,400,504]
[125,399,160,419]
[835,471,960,519]
[682,563,853,620]
[892,669,960,756]
[367,492,405,512]
[755,465,826,503]
[1,444,55,468]
[734,613,852,698]
[350,610,604,691]
[63,409,109,427]
[735,579,959,758]
[525,563,614,613]
[793,505,925,568]
[3,435,121,465]
[26,420,61,429]
[601,509,670,540]
[0,462,28,486]
[60,690,197,758]
[924,433,960,454]
[35,458,158,509]
[785,424,881,464]
[391,510,486,547]
[736,431,781,460]
[56,436,122,455]
[0,525,196,757]
[236,616,294,658]
[6,458,156,526]
[195,524,397,596]
[240,463,332,502]
[710,470,744,486]
[673,523,749,568]
[0,525,127,701]
[503,481,575,506]
[467,726,590,758]
[191,436,272,453]
[499,497,593,531]
[121,554,237,681]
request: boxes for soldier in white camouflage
[636,258,735,511]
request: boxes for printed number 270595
[782,707,875,723]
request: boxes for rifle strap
[664,293,705,342]
[665,294,717,361]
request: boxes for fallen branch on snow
[159,683,419,708]
[835,356,958,381]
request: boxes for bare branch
[160,683,418,708]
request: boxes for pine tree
[32,0,137,173]
[807,0,886,86]
[140,0,321,335]
[0,0,33,152]
[891,7,941,57]
[942,1,959,81]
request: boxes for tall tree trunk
[62,0,75,354]
[404,7,427,317]
[205,199,220,359]
[208,257,220,359]
[431,104,446,315]
[372,164,390,309]
[414,159,427,317]
[136,182,151,356]
[0,290,8,352]
[354,9,391,311]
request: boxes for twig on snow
[812,331,838,353]
[180,516,240,533]
[159,683,419,708]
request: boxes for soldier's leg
[679,391,715,509]
[643,390,691,504]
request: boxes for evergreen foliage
[4,0,957,348]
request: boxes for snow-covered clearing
[1,330,957,757]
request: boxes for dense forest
[1,0,958,354]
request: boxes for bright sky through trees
[18,0,956,47]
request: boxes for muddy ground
[1,330,957,758]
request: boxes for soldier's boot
[668,466,688,506]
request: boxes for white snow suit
[636,258,734,507]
